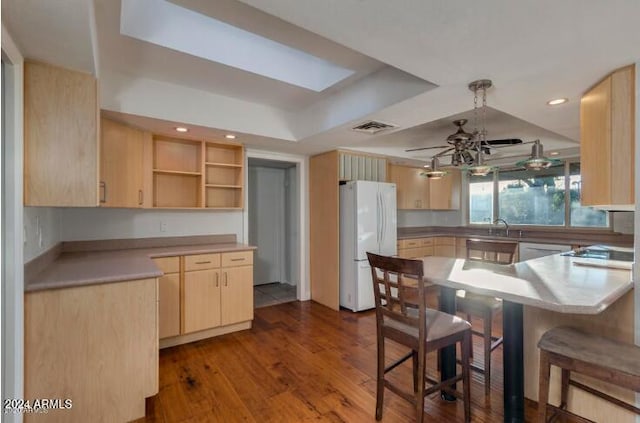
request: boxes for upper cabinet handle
[138,190,143,206]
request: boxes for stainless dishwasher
[518,242,572,261]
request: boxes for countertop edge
[25,243,257,293]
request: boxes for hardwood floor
[137,299,538,422]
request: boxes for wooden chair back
[367,252,426,347]
[466,239,517,264]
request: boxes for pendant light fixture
[466,150,494,176]
[464,79,496,176]
[515,139,562,170]
[421,157,447,179]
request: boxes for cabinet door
[183,269,221,333]
[388,165,428,209]
[580,75,612,206]
[220,266,253,326]
[434,245,456,257]
[24,61,98,206]
[580,65,634,207]
[158,273,180,339]
[100,118,147,208]
[429,170,461,210]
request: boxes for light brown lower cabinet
[157,250,254,342]
[220,265,253,325]
[184,269,222,333]
[433,237,456,257]
[155,256,181,339]
[24,278,158,423]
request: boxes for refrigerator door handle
[376,192,382,245]
[380,190,385,247]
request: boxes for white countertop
[421,254,634,314]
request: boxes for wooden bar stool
[456,239,518,396]
[537,326,640,422]
[367,252,472,423]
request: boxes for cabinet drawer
[221,250,253,267]
[403,239,421,248]
[420,238,434,247]
[153,256,180,274]
[184,253,220,271]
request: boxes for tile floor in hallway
[254,282,297,308]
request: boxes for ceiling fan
[405,118,523,166]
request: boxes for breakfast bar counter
[421,254,634,423]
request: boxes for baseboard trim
[159,320,252,349]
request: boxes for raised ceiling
[3,0,640,162]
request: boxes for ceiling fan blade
[405,144,450,152]
[483,138,523,145]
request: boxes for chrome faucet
[493,218,509,237]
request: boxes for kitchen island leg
[438,286,457,401]
[503,300,524,423]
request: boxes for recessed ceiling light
[225,134,236,139]
[547,98,568,106]
[549,151,560,156]
[175,127,188,133]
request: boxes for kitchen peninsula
[421,249,635,423]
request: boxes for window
[468,161,609,228]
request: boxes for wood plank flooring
[136,299,538,422]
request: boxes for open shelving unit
[152,136,244,209]
[204,142,244,209]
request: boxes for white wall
[2,24,24,423]
[60,208,243,241]
[397,210,463,228]
[23,207,62,262]
[611,211,634,234]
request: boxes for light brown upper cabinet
[24,61,99,206]
[429,169,461,210]
[580,64,635,209]
[100,117,151,208]
[387,165,429,209]
[388,165,461,210]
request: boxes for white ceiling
[3,0,640,165]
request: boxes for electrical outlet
[160,221,168,233]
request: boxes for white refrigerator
[340,180,397,312]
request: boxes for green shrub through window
[468,162,608,228]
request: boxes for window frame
[466,158,612,230]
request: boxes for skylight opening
[120,0,355,91]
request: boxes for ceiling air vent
[352,120,398,134]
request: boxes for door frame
[2,25,25,420]
[243,149,309,301]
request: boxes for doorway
[248,158,299,308]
